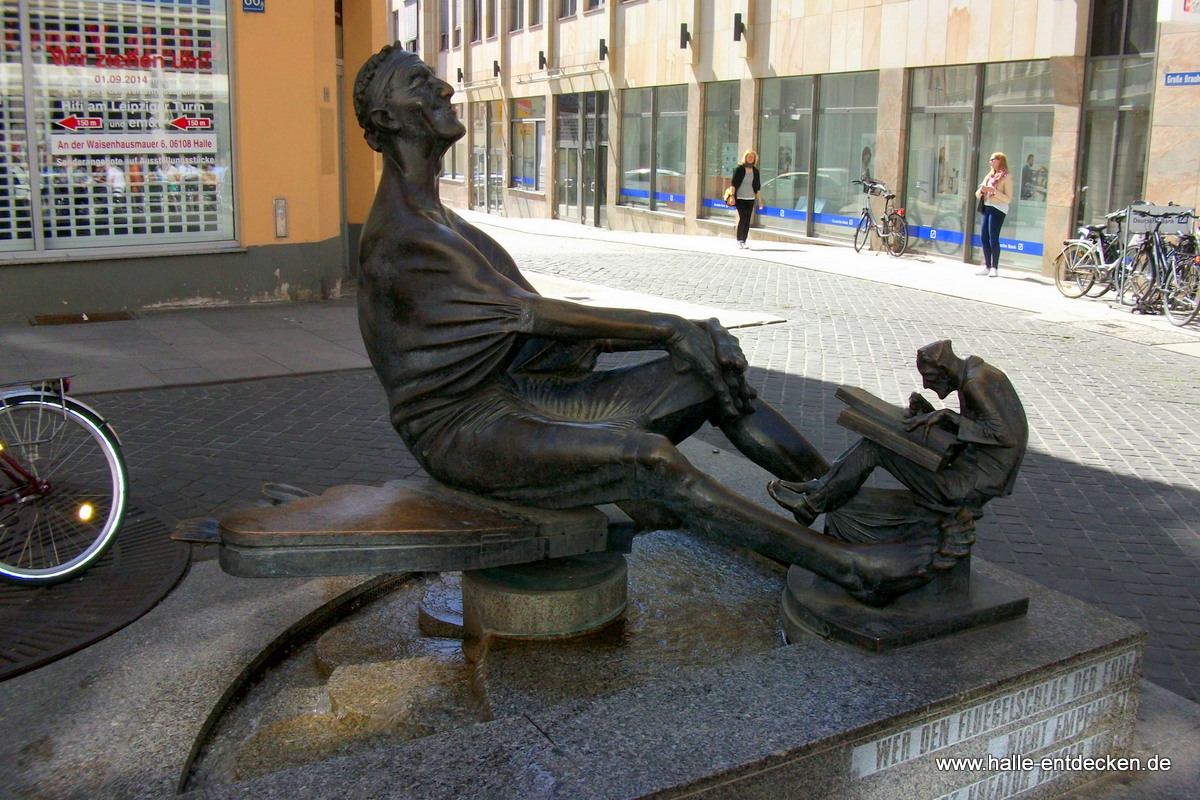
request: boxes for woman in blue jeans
[975,152,1012,277]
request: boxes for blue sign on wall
[1165,72,1200,86]
[243,0,265,12]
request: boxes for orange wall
[341,0,389,229]
[230,2,343,247]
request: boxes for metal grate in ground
[0,504,188,681]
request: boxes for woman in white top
[729,149,764,248]
[975,152,1013,277]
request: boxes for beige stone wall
[1147,22,1200,212]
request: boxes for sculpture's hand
[667,320,742,418]
[904,408,961,439]
[695,318,757,414]
[906,391,935,417]
[903,409,945,440]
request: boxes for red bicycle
[0,378,127,584]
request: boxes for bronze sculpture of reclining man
[352,45,966,606]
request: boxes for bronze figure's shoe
[767,479,821,526]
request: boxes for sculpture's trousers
[807,438,987,514]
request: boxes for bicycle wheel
[0,395,127,584]
[1053,242,1097,298]
[1084,265,1113,298]
[884,212,909,257]
[853,214,871,253]
[1117,246,1153,308]
[1163,255,1200,326]
[1087,238,1122,297]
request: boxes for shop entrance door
[471,101,504,213]
[555,92,607,227]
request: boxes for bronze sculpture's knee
[628,434,696,494]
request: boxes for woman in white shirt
[729,150,764,249]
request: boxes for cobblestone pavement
[97,225,1200,704]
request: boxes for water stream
[186,529,788,789]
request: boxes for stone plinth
[782,555,1031,652]
[462,553,628,640]
[188,560,1146,800]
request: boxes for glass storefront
[699,81,738,220]
[813,72,876,240]
[906,66,975,259]
[1,0,234,255]
[555,91,607,226]
[511,96,545,191]
[618,85,686,214]
[757,77,813,234]
[906,62,1053,269]
[975,61,1055,269]
[1078,56,1152,225]
[471,99,503,211]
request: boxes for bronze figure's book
[834,386,958,472]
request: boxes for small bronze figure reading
[769,340,1028,550]
[352,46,965,605]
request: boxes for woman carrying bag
[730,150,763,249]
[975,152,1012,277]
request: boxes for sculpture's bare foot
[840,527,965,607]
[767,479,821,526]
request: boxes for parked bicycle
[1121,207,1200,326]
[0,377,128,585]
[1053,208,1127,299]
[852,178,908,257]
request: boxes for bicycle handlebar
[853,178,892,197]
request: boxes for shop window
[905,62,1056,269]
[977,61,1055,269]
[1,0,234,254]
[758,76,814,235]
[471,100,504,212]
[700,82,739,221]
[1078,56,1153,225]
[905,66,975,259]
[813,71,877,240]
[1090,0,1156,58]
[511,96,545,191]
[618,86,687,214]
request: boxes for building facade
[1,1,1198,317]
[0,0,389,317]
[423,0,1200,274]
